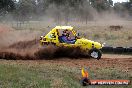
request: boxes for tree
[0,0,15,15]
[14,0,37,21]
[0,0,15,10]
[127,0,132,16]
[36,0,50,15]
[79,0,94,24]
[89,0,113,12]
[114,1,132,17]
[48,0,83,7]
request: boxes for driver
[59,29,76,44]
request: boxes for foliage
[0,0,15,10]
[0,0,15,16]
[0,0,132,22]
[90,0,113,12]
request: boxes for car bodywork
[40,26,103,59]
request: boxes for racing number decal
[50,32,56,38]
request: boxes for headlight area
[40,36,43,40]
[102,43,106,47]
[40,36,46,41]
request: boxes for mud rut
[0,39,90,60]
[0,33,131,72]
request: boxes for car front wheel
[89,49,102,60]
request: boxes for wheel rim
[91,51,98,58]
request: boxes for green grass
[0,64,51,88]
[0,61,131,88]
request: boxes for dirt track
[0,40,132,72]
[0,55,132,73]
[0,39,131,73]
[42,55,132,72]
[0,24,132,73]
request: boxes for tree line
[0,0,132,22]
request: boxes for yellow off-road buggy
[40,26,103,59]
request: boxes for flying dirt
[0,32,88,60]
[40,26,103,59]
[0,39,89,60]
[0,24,131,61]
[0,23,132,76]
[0,25,102,60]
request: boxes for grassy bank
[0,60,131,88]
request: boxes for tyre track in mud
[0,36,131,72]
[0,57,131,73]
[0,39,131,60]
[0,39,88,60]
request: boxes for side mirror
[77,33,80,36]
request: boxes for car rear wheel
[89,49,102,60]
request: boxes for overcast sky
[113,0,128,3]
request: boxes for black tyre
[101,47,113,53]
[128,47,132,52]
[113,47,125,54]
[89,49,102,60]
